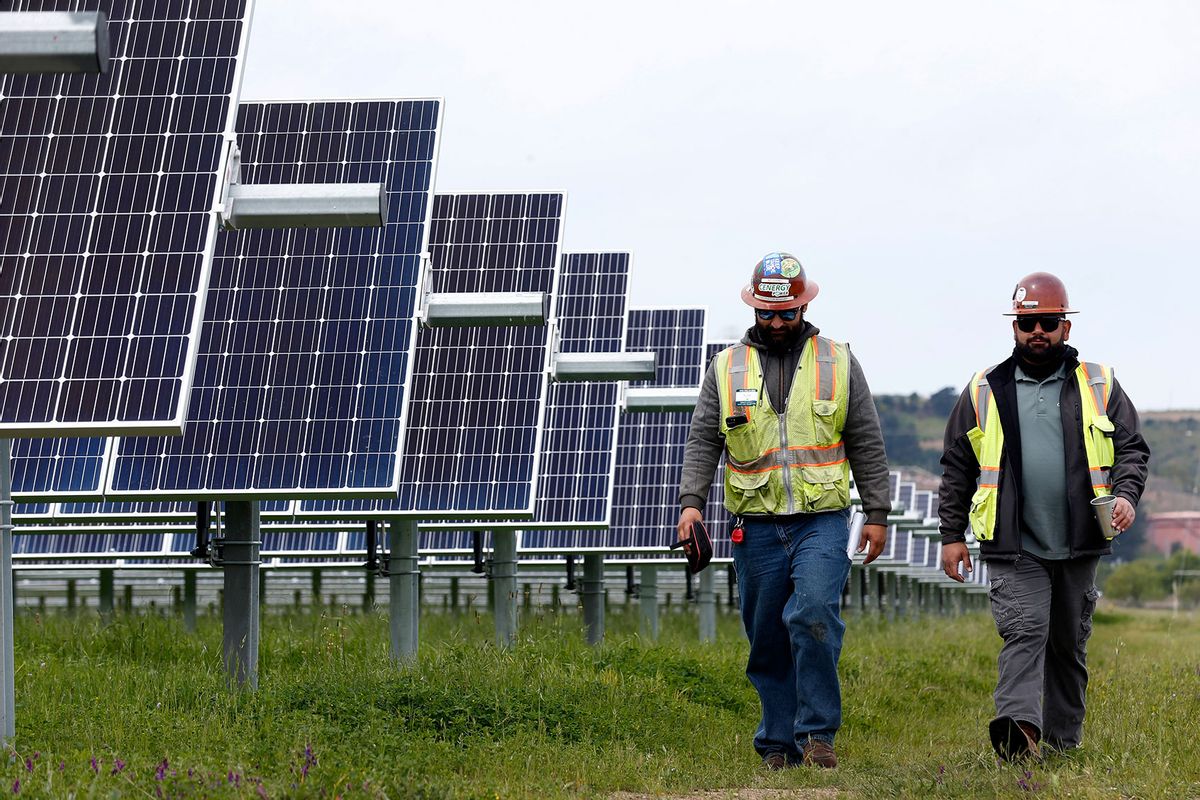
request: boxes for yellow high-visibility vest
[967,362,1117,540]
[714,338,851,516]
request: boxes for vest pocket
[969,485,997,541]
[796,463,850,511]
[725,468,781,513]
[1088,415,1116,468]
[812,400,840,443]
[723,421,761,464]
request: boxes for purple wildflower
[111,758,126,775]
[22,758,31,773]
[228,771,241,787]
[90,757,99,774]
[10,780,17,794]
[57,762,64,773]
[936,764,945,785]
[256,782,269,799]
[155,759,169,781]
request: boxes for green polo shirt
[1015,362,1071,559]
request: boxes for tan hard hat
[1004,272,1077,316]
[740,252,819,310]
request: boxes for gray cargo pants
[986,555,1100,749]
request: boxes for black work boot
[989,716,1041,762]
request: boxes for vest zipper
[782,410,792,515]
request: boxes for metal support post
[449,576,460,610]
[364,570,375,612]
[222,501,261,690]
[66,579,77,612]
[388,521,419,662]
[183,571,197,632]
[581,554,605,646]
[639,565,659,641]
[492,530,518,648]
[0,440,15,743]
[98,569,114,618]
[848,565,863,614]
[311,570,322,607]
[897,575,909,617]
[698,568,717,644]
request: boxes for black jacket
[937,346,1150,560]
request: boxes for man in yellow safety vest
[678,252,891,770]
[938,272,1149,760]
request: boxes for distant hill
[876,393,1200,555]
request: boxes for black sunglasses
[755,309,800,321]
[1015,315,1065,333]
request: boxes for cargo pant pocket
[989,576,1024,639]
[1079,587,1100,647]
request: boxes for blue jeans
[732,508,852,758]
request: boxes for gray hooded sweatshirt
[678,321,892,526]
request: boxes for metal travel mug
[1091,495,1119,538]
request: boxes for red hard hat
[740,252,819,310]
[1004,272,1077,316]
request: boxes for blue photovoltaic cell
[301,191,563,518]
[0,0,252,435]
[429,251,628,534]
[53,498,290,522]
[524,308,705,554]
[13,531,164,556]
[10,436,107,500]
[104,99,441,498]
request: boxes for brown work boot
[989,716,1041,762]
[801,740,838,769]
[761,752,789,771]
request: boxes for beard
[1015,338,1067,365]
[758,322,805,352]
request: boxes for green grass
[6,602,1200,798]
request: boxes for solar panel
[299,191,565,518]
[429,250,628,534]
[0,0,253,435]
[526,308,705,555]
[101,98,441,499]
[10,436,107,500]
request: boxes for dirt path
[611,790,841,800]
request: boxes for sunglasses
[1015,315,1065,333]
[755,308,800,321]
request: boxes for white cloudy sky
[239,0,1200,409]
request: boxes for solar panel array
[427,250,629,533]
[102,98,441,499]
[300,191,564,518]
[0,0,253,435]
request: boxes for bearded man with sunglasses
[938,272,1149,761]
[677,252,891,770]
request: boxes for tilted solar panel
[529,308,705,554]
[431,250,628,536]
[300,191,564,518]
[0,0,253,435]
[10,436,107,500]
[103,98,441,499]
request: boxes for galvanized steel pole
[697,567,717,644]
[222,501,260,690]
[183,571,197,632]
[388,521,420,661]
[492,530,518,648]
[639,565,659,641]
[581,554,605,645]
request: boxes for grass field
[5,602,1200,798]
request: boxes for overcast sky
[239,0,1200,410]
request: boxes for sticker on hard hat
[1020,300,1039,308]
[761,254,783,276]
[1014,286,1027,302]
[757,280,792,298]
[781,257,801,278]
[735,388,759,407]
